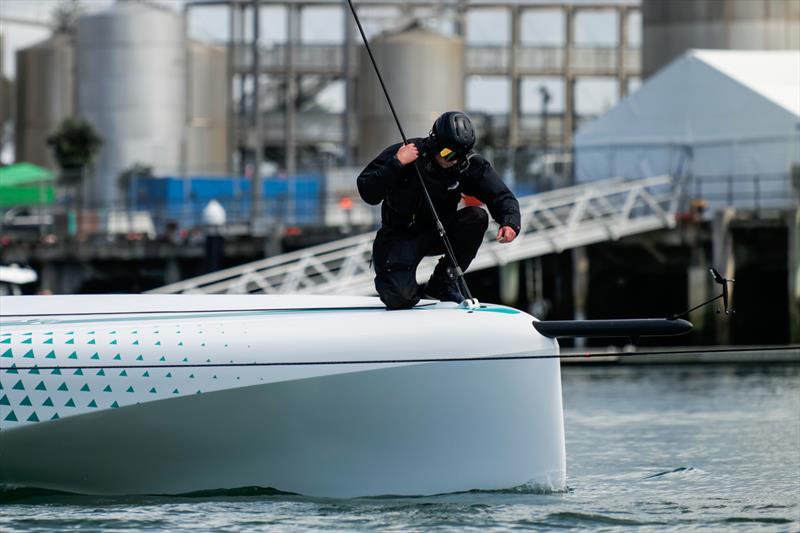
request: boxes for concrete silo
[186,40,229,175]
[356,24,464,165]
[76,1,185,207]
[643,0,800,78]
[15,33,75,169]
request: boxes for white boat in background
[0,294,566,497]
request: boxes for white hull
[0,295,565,497]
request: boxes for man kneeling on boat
[357,111,521,310]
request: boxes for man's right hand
[395,143,419,166]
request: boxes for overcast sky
[1,0,641,114]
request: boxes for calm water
[2,364,798,532]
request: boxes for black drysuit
[357,139,521,309]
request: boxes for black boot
[424,261,465,303]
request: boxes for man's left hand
[496,226,517,243]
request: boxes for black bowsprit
[532,318,693,341]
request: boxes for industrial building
[574,49,800,212]
[9,0,799,214]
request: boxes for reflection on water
[2,364,798,532]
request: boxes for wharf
[560,345,800,365]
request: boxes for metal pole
[286,4,298,224]
[251,0,264,231]
[342,0,354,166]
[226,1,236,174]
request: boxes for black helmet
[430,111,475,160]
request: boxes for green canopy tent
[0,163,56,208]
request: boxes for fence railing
[149,175,678,295]
[684,173,796,212]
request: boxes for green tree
[51,0,84,34]
[47,117,103,185]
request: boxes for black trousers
[372,206,489,310]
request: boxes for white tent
[574,49,800,210]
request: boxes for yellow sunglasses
[439,147,458,161]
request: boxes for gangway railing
[149,175,678,295]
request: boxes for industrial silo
[643,0,800,78]
[186,39,228,175]
[356,23,464,165]
[15,33,75,170]
[76,1,185,208]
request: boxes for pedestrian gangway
[149,175,679,295]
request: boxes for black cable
[3,345,797,371]
[344,0,474,302]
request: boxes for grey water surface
[2,363,798,532]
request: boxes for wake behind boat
[0,294,566,497]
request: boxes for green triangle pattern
[97,369,105,376]
[64,398,76,407]
[126,386,134,393]
[136,355,144,361]
[27,412,39,422]
[149,387,157,393]
[21,338,32,344]
[172,388,179,394]
[166,372,172,378]
[110,340,118,345]
[142,371,150,377]
[65,338,74,344]
[111,401,119,408]
[57,382,68,391]
[43,338,53,344]
[42,397,54,407]
[90,352,100,360]
[113,354,121,360]
[51,413,60,420]
[132,340,139,345]
[20,395,32,406]
[0,395,9,405]
[6,364,18,374]
[12,380,24,390]
[35,381,46,391]
[22,349,34,358]
[74,369,83,376]
[45,351,56,359]
[67,351,77,359]
[51,368,61,375]
[80,384,90,392]
[103,385,112,392]
[4,410,17,421]
[0,338,10,344]
[87,400,97,408]
[119,370,128,377]
[1,349,11,358]
[88,339,96,344]
[29,366,40,375]
[159,356,166,361]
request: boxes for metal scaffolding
[186,0,641,176]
